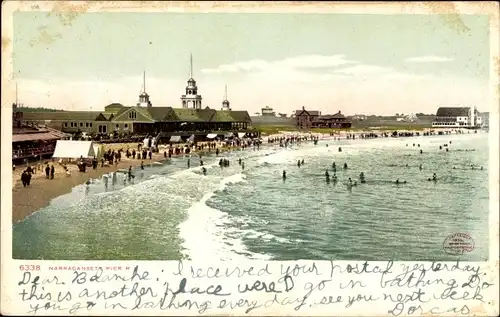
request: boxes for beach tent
[170,135,181,142]
[93,144,105,159]
[225,132,234,138]
[206,133,217,139]
[187,134,195,143]
[52,140,96,159]
[238,132,246,138]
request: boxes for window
[124,124,128,128]
[64,122,68,127]
[90,123,92,127]
[128,111,137,120]
[86,122,89,127]
[116,124,119,128]
[80,122,83,127]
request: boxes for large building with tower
[181,54,203,110]
[18,67,253,139]
[221,84,231,111]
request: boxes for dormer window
[129,111,137,120]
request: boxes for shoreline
[11,129,482,224]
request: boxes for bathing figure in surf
[332,174,338,183]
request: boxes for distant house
[295,107,321,130]
[315,111,352,128]
[352,114,367,121]
[432,107,480,128]
[478,111,489,127]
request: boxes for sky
[12,12,491,115]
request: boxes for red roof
[12,132,61,143]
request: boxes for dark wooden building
[295,107,321,130]
[314,111,352,128]
[295,107,351,129]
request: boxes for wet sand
[11,142,236,224]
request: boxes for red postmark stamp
[443,232,475,255]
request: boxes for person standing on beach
[112,171,117,185]
[187,158,191,168]
[141,161,144,170]
[50,164,55,179]
[148,150,152,160]
[21,171,28,187]
[26,169,32,186]
[128,165,133,180]
[45,163,50,179]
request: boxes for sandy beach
[11,141,238,224]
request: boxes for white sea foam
[178,172,272,261]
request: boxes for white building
[136,71,152,108]
[261,106,275,116]
[221,84,231,111]
[396,113,418,122]
[432,107,480,128]
[352,114,367,121]
[181,54,203,109]
[478,112,489,127]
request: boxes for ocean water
[12,132,490,261]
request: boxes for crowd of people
[20,162,56,187]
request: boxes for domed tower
[181,54,203,109]
[221,84,231,111]
[137,71,152,107]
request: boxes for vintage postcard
[1,1,499,316]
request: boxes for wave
[178,172,272,261]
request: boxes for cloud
[334,65,393,75]
[404,55,454,63]
[201,54,358,74]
